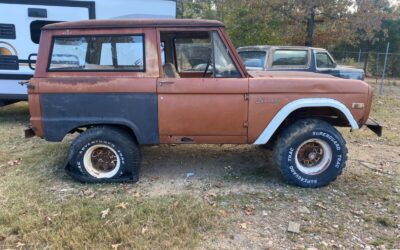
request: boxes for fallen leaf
[16,242,25,247]
[7,158,22,166]
[218,209,227,217]
[101,208,110,219]
[141,226,148,234]
[204,193,217,206]
[43,216,52,225]
[115,202,127,209]
[204,196,214,206]
[240,223,247,229]
[315,202,327,210]
[214,182,223,188]
[350,210,364,216]
[111,243,122,250]
[0,235,5,241]
[132,191,141,198]
[243,204,255,216]
[207,192,217,198]
[82,189,96,198]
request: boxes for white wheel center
[83,144,121,178]
[295,139,333,175]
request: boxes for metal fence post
[376,52,380,84]
[358,49,361,63]
[379,42,390,95]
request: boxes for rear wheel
[67,127,140,183]
[273,119,347,188]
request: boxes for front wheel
[273,119,347,188]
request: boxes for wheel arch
[254,98,359,145]
[43,118,149,144]
[67,122,140,145]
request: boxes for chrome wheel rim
[295,139,332,175]
[83,144,120,178]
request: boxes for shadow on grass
[0,102,29,124]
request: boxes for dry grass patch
[340,94,400,146]
[0,103,218,249]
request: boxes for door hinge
[244,93,249,100]
[243,121,249,128]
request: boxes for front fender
[253,98,359,145]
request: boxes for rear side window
[272,50,308,67]
[238,51,266,69]
[48,35,145,72]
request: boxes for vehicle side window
[272,50,308,67]
[160,31,241,78]
[212,32,240,78]
[316,52,335,68]
[48,35,144,71]
[175,36,211,72]
[160,41,166,65]
[238,51,266,69]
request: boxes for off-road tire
[273,119,347,188]
[67,127,140,183]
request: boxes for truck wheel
[274,119,347,188]
[67,127,140,183]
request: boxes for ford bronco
[25,19,382,188]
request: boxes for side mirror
[28,53,37,70]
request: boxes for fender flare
[42,118,144,143]
[253,98,359,145]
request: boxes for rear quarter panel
[29,27,160,144]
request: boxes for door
[157,30,249,144]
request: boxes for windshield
[238,51,266,69]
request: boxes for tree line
[177,0,398,52]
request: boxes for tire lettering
[289,165,317,184]
[335,154,342,168]
[288,148,294,162]
[312,131,341,150]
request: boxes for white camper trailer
[0,0,176,106]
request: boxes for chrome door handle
[159,80,175,86]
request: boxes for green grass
[375,216,397,228]
[0,103,218,249]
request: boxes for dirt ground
[0,81,399,249]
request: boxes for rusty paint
[28,19,374,144]
[42,19,225,30]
